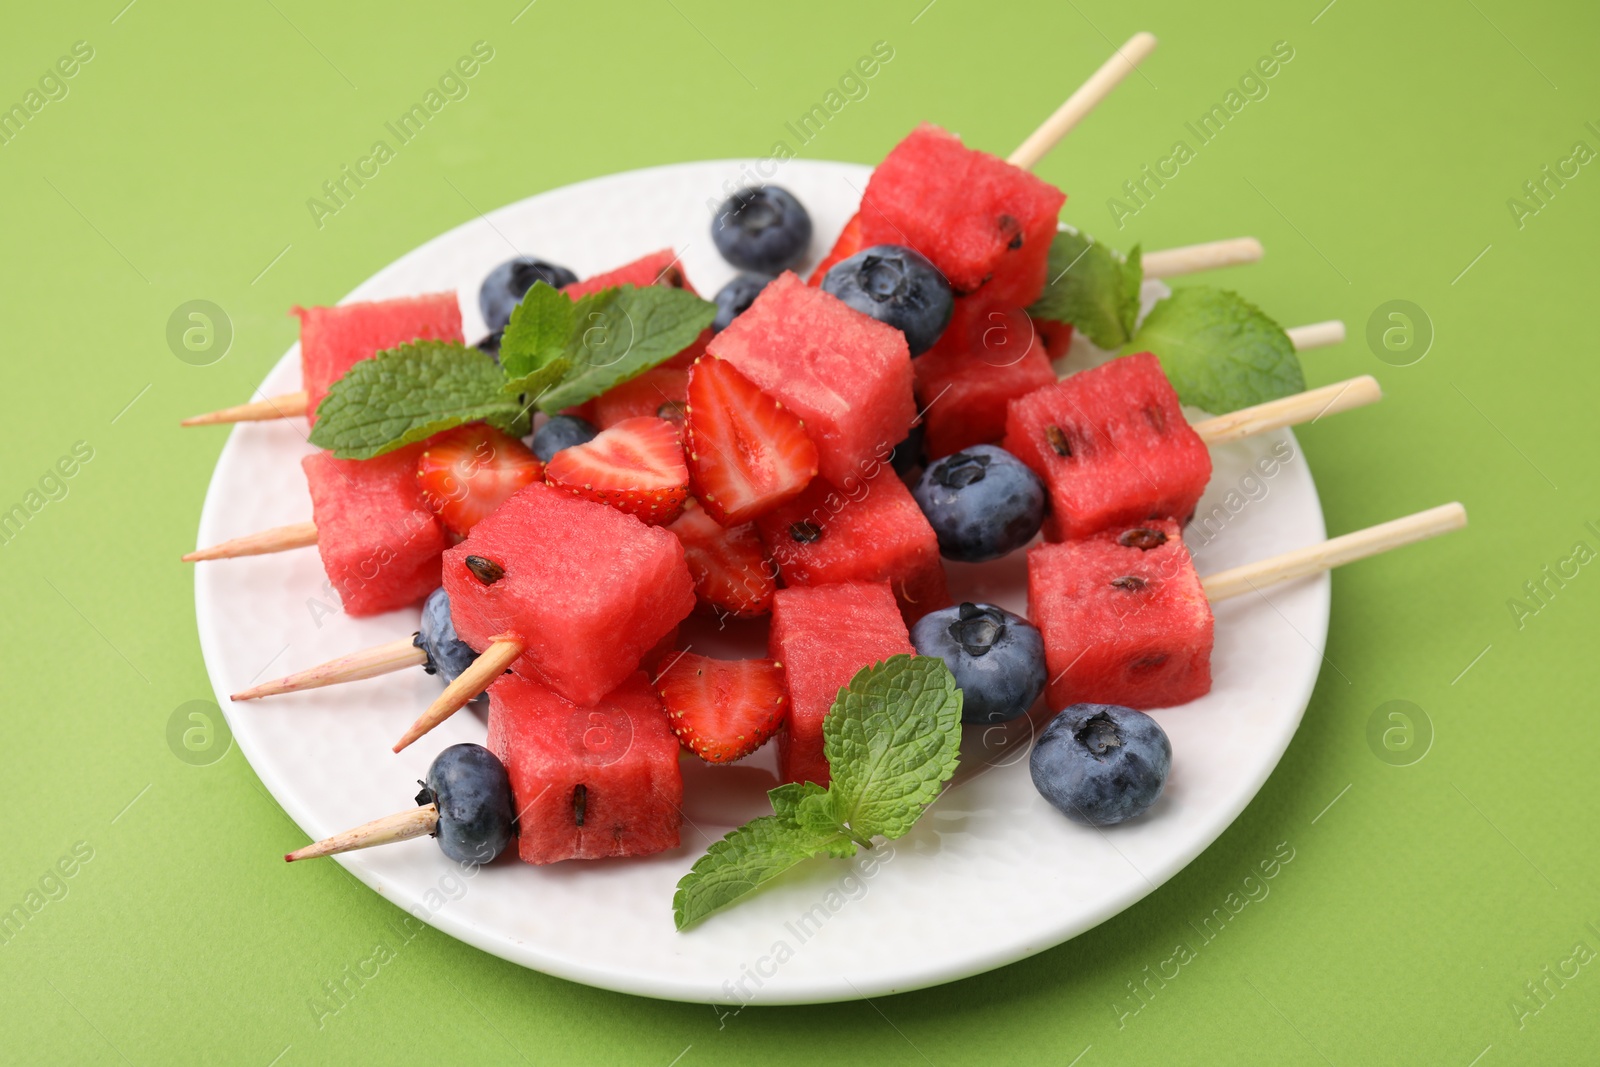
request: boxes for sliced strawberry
[667,498,775,617]
[807,211,862,286]
[591,366,689,431]
[544,415,689,525]
[655,652,788,763]
[415,423,543,537]
[684,356,818,526]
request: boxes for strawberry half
[655,652,788,763]
[544,414,689,525]
[415,423,543,537]
[684,356,819,526]
[667,498,775,617]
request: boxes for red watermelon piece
[292,293,462,425]
[1033,316,1075,361]
[915,300,1057,459]
[769,581,915,785]
[486,670,681,864]
[1028,519,1214,709]
[707,272,915,487]
[591,366,689,431]
[807,211,863,286]
[562,248,695,300]
[859,124,1065,306]
[301,444,449,616]
[1003,352,1212,541]
[441,482,695,705]
[755,466,948,623]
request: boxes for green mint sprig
[306,340,529,460]
[308,281,715,459]
[1028,228,1143,350]
[1125,286,1304,414]
[673,655,963,931]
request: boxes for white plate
[194,160,1328,1005]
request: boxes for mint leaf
[537,285,714,413]
[672,656,962,929]
[1028,229,1143,350]
[672,813,854,931]
[824,655,963,841]
[308,341,528,459]
[1124,286,1303,413]
[498,281,574,380]
[501,357,571,406]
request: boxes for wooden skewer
[1142,237,1263,279]
[181,390,309,427]
[393,637,524,753]
[1008,32,1159,170]
[232,637,427,701]
[1285,321,1345,351]
[181,520,318,562]
[1191,376,1381,446]
[285,803,438,862]
[1202,503,1468,603]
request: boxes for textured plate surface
[193,160,1329,1005]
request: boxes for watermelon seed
[464,555,505,585]
[572,784,588,827]
[657,400,687,422]
[789,520,822,543]
[1118,528,1169,551]
[1045,425,1072,457]
[1110,575,1148,592]
[1143,405,1167,433]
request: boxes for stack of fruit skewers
[184,33,1465,927]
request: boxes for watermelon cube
[1004,352,1212,541]
[769,581,916,785]
[591,366,689,430]
[442,482,695,706]
[708,272,915,487]
[301,445,449,616]
[914,300,1058,458]
[1028,519,1214,709]
[292,293,462,425]
[807,210,863,286]
[562,248,695,300]
[486,670,682,863]
[859,124,1066,306]
[755,466,947,623]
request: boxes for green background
[3,0,1595,1062]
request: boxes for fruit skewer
[182,352,1368,568]
[1028,503,1467,711]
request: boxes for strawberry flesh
[544,415,689,525]
[684,356,818,526]
[667,498,774,617]
[655,652,788,763]
[415,423,543,537]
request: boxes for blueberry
[420,743,516,864]
[887,422,926,478]
[912,445,1045,562]
[479,256,579,334]
[711,186,812,274]
[712,273,774,333]
[912,603,1047,724]
[822,244,953,355]
[1030,704,1172,826]
[414,587,478,684]
[530,414,598,463]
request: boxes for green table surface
[4,0,1596,1062]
